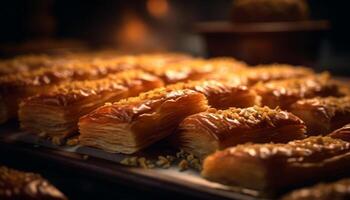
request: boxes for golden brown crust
[211,64,314,86]
[241,64,314,85]
[0,166,67,200]
[30,70,164,106]
[202,136,350,191]
[281,179,350,200]
[179,106,306,157]
[290,96,350,135]
[166,80,260,109]
[140,58,247,84]
[0,53,99,76]
[0,54,53,75]
[0,53,194,123]
[19,70,164,138]
[0,57,137,88]
[0,57,138,123]
[79,89,209,153]
[1,53,187,123]
[253,73,342,109]
[329,123,350,142]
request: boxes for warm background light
[147,0,169,18]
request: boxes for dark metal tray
[0,123,266,200]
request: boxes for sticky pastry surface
[166,80,260,109]
[179,106,306,157]
[0,57,137,123]
[202,136,350,191]
[79,89,209,154]
[19,70,164,138]
[290,96,350,135]
[253,73,342,109]
[140,58,247,84]
[0,53,190,123]
[213,64,314,86]
[330,123,350,142]
[281,179,350,200]
[0,166,67,200]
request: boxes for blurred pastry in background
[231,0,309,23]
[0,166,67,200]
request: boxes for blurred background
[0,0,349,74]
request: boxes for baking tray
[0,122,268,200]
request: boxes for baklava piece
[19,70,163,138]
[166,80,260,109]
[281,179,350,200]
[202,137,350,191]
[0,54,54,75]
[0,57,137,123]
[79,89,208,154]
[330,124,350,142]
[141,58,247,84]
[0,53,93,76]
[290,96,350,135]
[0,166,67,200]
[214,64,314,86]
[179,106,306,157]
[253,73,342,109]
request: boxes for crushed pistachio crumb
[118,149,202,171]
[178,160,189,171]
[51,136,63,146]
[66,138,79,146]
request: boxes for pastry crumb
[178,160,189,171]
[66,138,79,146]
[51,136,64,146]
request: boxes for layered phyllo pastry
[330,124,350,142]
[135,52,193,67]
[253,73,342,109]
[178,106,306,157]
[202,137,350,191]
[140,58,247,84]
[240,64,314,85]
[213,64,314,86]
[79,89,209,154]
[281,179,350,200]
[0,57,137,123]
[19,70,163,138]
[166,80,260,109]
[0,54,58,76]
[0,166,67,200]
[290,96,350,135]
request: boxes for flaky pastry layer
[19,70,163,138]
[79,89,209,153]
[290,96,350,135]
[253,73,342,109]
[202,136,350,191]
[0,166,67,200]
[281,178,350,200]
[166,80,260,109]
[179,106,306,157]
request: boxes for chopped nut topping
[51,136,64,146]
[178,160,189,171]
[66,138,79,146]
[118,150,202,171]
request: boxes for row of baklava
[17,69,349,155]
[2,52,350,197]
[202,125,350,198]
